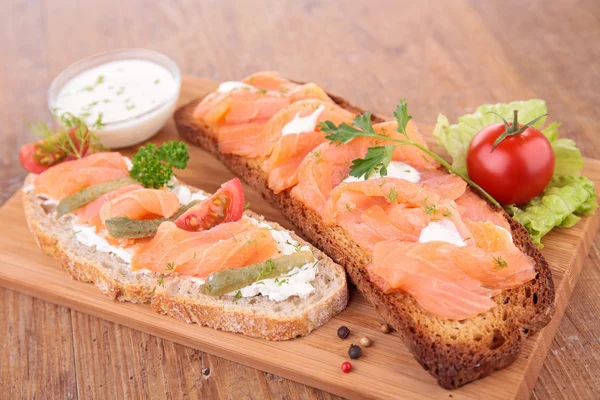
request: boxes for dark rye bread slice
[174,92,555,388]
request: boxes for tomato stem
[512,109,519,129]
[489,110,548,152]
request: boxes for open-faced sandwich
[20,114,348,340]
[173,71,598,388]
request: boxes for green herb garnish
[256,259,276,281]
[129,141,189,188]
[285,240,302,252]
[384,186,398,203]
[312,150,323,164]
[30,111,105,162]
[234,290,242,299]
[165,262,175,271]
[422,199,438,215]
[157,275,165,287]
[320,100,500,207]
[77,75,105,93]
[492,255,508,269]
[350,146,395,180]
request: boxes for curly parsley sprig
[320,100,500,207]
[129,141,190,188]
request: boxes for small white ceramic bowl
[48,48,181,149]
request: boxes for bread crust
[22,175,348,340]
[174,94,556,388]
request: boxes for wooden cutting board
[1,76,598,400]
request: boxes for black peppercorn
[348,344,362,359]
[337,325,350,339]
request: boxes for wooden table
[1,1,598,398]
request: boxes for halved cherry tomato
[19,142,50,174]
[467,119,554,205]
[19,128,100,174]
[174,178,245,231]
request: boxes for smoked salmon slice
[456,189,511,231]
[259,100,353,158]
[75,183,143,229]
[242,71,299,93]
[217,121,272,157]
[418,169,467,200]
[265,131,326,194]
[324,177,473,249]
[290,119,441,217]
[131,220,279,277]
[99,188,180,224]
[460,220,536,288]
[241,72,332,101]
[287,83,332,103]
[195,72,336,159]
[290,138,373,217]
[35,152,128,200]
[261,101,355,192]
[194,88,291,126]
[373,120,440,170]
[367,237,535,320]
[367,240,497,320]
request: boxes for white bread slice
[22,174,348,340]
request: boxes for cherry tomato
[466,121,554,205]
[18,128,97,174]
[174,178,245,231]
[19,143,50,174]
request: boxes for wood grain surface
[1,76,599,399]
[0,0,599,399]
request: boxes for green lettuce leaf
[434,99,597,247]
[551,138,584,177]
[433,99,548,176]
[506,176,597,247]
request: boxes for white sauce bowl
[48,48,181,149]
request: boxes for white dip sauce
[53,59,179,148]
[217,81,253,93]
[343,161,420,183]
[418,220,466,247]
[281,105,325,135]
[55,59,175,124]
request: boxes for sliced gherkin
[200,250,315,296]
[104,217,165,239]
[105,200,200,238]
[56,177,138,218]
